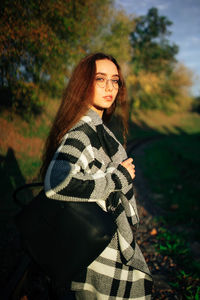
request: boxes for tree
[127,64,193,111]
[89,9,135,66]
[130,7,179,74]
[0,0,113,116]
[128,7,193,111]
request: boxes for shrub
[0,81,43,120]
[192,96,200,113]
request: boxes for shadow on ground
[0,148,33,218]
[0,148,33,293]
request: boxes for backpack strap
[13,182,43,207]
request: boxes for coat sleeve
[44,130,132,202]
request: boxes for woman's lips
[103,95,113,101]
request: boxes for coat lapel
[96,124,119,158]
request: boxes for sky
[115,0,200,96]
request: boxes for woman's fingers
[121,158,133,168]
[120,158,136,179]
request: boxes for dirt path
[127,140,180,299]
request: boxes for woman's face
[91,59,119,117]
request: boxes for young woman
[41,53,152,299]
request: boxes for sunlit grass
[17,97,59,139]
[128,110,200,139]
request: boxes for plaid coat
[44,109,152,299]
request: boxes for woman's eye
[96,77,105,82]
[112,80,119,84]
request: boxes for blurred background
[0,0,200,299]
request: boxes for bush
[192,96,200,113]
[0,81,43,120]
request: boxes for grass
[156,227,189,258]
[0,96,59,139]
[155,225,200,299]
[16,97,60,139]
[129,110,200,298]
[129,110,200,138]
[18,155,41,180]
[128,110,200,234]
[18,117,50,139]
[137,135,200,238]
[170,269,200,299]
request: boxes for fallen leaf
[150,228,157,235]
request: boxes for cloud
[156,3,169,11]
[190,36,200,45]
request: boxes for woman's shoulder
[60,115,97,148]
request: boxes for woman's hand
[120,158,135,179]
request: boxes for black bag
[14,183,116,288]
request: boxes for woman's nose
[105,79,113,91]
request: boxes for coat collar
[82,109,120,158]
[81,108,103,126]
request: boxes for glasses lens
[96,77,105,88]
[112,80,119,89]
[96,77,120,89]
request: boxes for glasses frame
[95,76,120,90]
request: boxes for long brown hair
[40,53,128,179]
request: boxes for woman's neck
[89,106,104,118]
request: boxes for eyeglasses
[95,77,120,89]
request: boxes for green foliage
[156,227,189,257]
[127,66,193,112]
[194,287,200,300]
[155,224,200,298]
[169,269,200,299]
[128,7,194,111]
[0,1,195,116]
[90,9,134,65]
[0,0,114,116]
[192,96,200,113]
[0,81,42,120]
[130,7,178,73]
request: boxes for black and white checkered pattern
[44,109,152,299]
